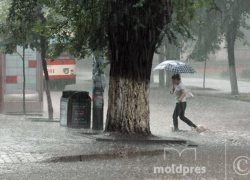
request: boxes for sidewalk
[3,71,248,163]
[1,92,250,180]
[1,67,250,179]
[0,114,187,165]
[1,113,250,180]
[1,107,250,165]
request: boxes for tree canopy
[2,0,218,134]
[189,0,250,62]
[23,0,214,60]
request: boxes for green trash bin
[60,91,91,128]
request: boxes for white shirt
[174,82,186,103]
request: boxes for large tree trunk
[106,78,151,134]
[226,19,239,95]
[22,47,26,114]
[40,36,53,120]
[105,0,171,135]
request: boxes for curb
[95,138,187,144]
[187,141,198,147]
[27,118,60,122]
[6,113,43,116]
[76,132,188,145]
[45,149,165,163]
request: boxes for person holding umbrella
[171,74,198,132]
[153,60,201,132]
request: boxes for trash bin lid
[62,91,90,99]
[71,91,90,100]
[62,91,78,98]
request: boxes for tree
[0,0,35,114]
[188,7,222,89]
[36,9,54,120]
[163,37,182,89]
[156,37,182,89]
[41,0,214,135]
[221,0,250,95]
[7,0,55,119]
[189,0,250,94]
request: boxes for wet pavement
[153,73,250,93]
[1,144,250,180]
[0,113,176,165]
[1,63,250,179]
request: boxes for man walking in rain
[171,74,199,132]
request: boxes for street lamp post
[92,53,106,130]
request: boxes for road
[152,73,250,93]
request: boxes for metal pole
[92,53,105,130]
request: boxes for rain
[0,0,250,180]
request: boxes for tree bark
[16,47,26,114]
[226,19,239,95]
[37,9,54,120]
[105,0,172,135]
[106,78,151,134]
[40,36,53,120]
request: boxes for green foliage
[188,7,222,62]
[157,0,216,61]
[0,15,32,54]
[189,0,250,62]
[3,0,216,61]
[100,60,110,70]
[0,0,40,54]
[0,0,12,23]
[46,0,110,59]
[155,0,216,54]
[43,0,215,60]
[133,0,145,8]
[1,0,69,55]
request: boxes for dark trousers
[173,102,197,129]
